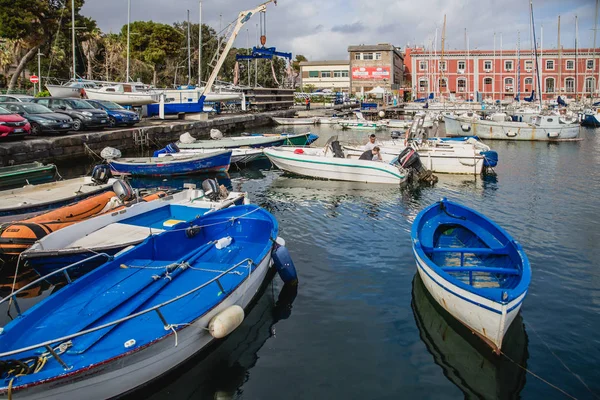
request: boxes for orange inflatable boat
[0,190,165,256]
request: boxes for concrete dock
[0,109,295,166]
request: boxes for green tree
[123,21,182,86]
[291,54,307,88]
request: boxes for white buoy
[378,110,385,118]
[208,305,245,339]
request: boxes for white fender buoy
[547,132,560,138]
[209,305,245,339]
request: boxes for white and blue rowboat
[264,144,408,185]
[21,181,249,278]
[154,143,265,165]
[0,204,297,400]
[411,198,531,353]
[107,150,232,176]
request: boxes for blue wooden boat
[108,150,232,176]
[0,204,297,399]
[411,198,531,353]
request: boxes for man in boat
[359,146,383,162]
[363,134,379,151]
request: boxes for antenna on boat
[198,0,202,86]
[126,0,131,82]
[530,0,543,111]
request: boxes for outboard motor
[153,143,180,157]
[91,164,111,184]
[330,140,345,158]
[113,179,135,202]
[202,178,220,201]
[397,147,438,185]
[390,130,402,139]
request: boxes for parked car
[85,99,140,128]
[0,94,34,103]
[29,97,109,131]
[0,106,31,139]
[0,102,74,135]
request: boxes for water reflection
[127,172,233,191]
[127,280,298,400]
[411,274,528,399]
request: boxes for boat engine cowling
[390,130,403,139]
[91,164,111,184]
[152,143,180,157]
[113,179,135,202]
[397,147,438,184]
[202,178,220,201]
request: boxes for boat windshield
[68,99,95,109]
[21,104,53,114]
[0,106,12,115]
[98,100,124,110]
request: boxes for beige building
[348,44,404,96]
[299,60,350,92]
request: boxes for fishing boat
[411,198,531,353]
[581,107,600,127]
[272,117,317,125]
[153,143,264,165]
[337,121,380,130]
[263,138,431,185]
[83,84,158,106]
[22,180,248,277]
[412,275,528,398]
[177,132,316,150]
[0,162,57,190]
[0,181,165,256]
[105,150,232,176]
[0,204,297,400]
[0,175,116,223]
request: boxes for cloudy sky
[82,0,598,60]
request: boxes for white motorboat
[445,113,580,141]
[84,84,158,106]
[159,147,264,165]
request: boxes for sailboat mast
[198,0,202,86]
[557,16,561,96]
[441,14,446,102]
[575,16,578,98]
[530,0,543,110]
[126,0,131,82]
[71,0,76,80]
[594,0,599,98]
[517,31,520,100]
[187,9,191,85]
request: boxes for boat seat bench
[420,217,506,251]
[441,266,520,275]
[430,247,508,255]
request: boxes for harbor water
[1,123,599,399]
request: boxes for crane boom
[201,0,276,99]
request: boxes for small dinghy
[22,180,249,277]
[0,181,165,256]
[411,198,531,353]
[101,147,232,176]
[153,143,265,165]
[0,204,297,400]
[272,117,317,125]
[0,162,57,190]
[177,131,316,150]
[0,166,116,222]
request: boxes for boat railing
[0,253,113,317]
[0,257,255,363]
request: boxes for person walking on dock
[305,97,311,110]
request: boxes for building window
[566,60,575,70]
[333,71,342,78]
[546,77,555,93]
[419,79,428,91]
[525,60,533,71]
[587,59,594,70]
[374,53,381,60]
[484,60,492,71]
[484,77,493,85]
[524,78,533,85]
[457,78,466,91]
[321,71,331,78]
[458,61,465,70]
[439,78,447,88]
[341,70,349,77]
[419,61,427,71]
[546,60,554,70]
[586,77,595,93]
[505,60,513,71]
[363,53,373,60]
[354,53,362,60]
[439,61,446,71]
[308,71,319,78]
[565,77,575,92]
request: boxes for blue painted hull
[109,151,232,176]
[581,114,600,127]
[146,102,202,117]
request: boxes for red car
[0,106,31,138]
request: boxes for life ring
[461,124,471,132]
[505,131,518,137]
